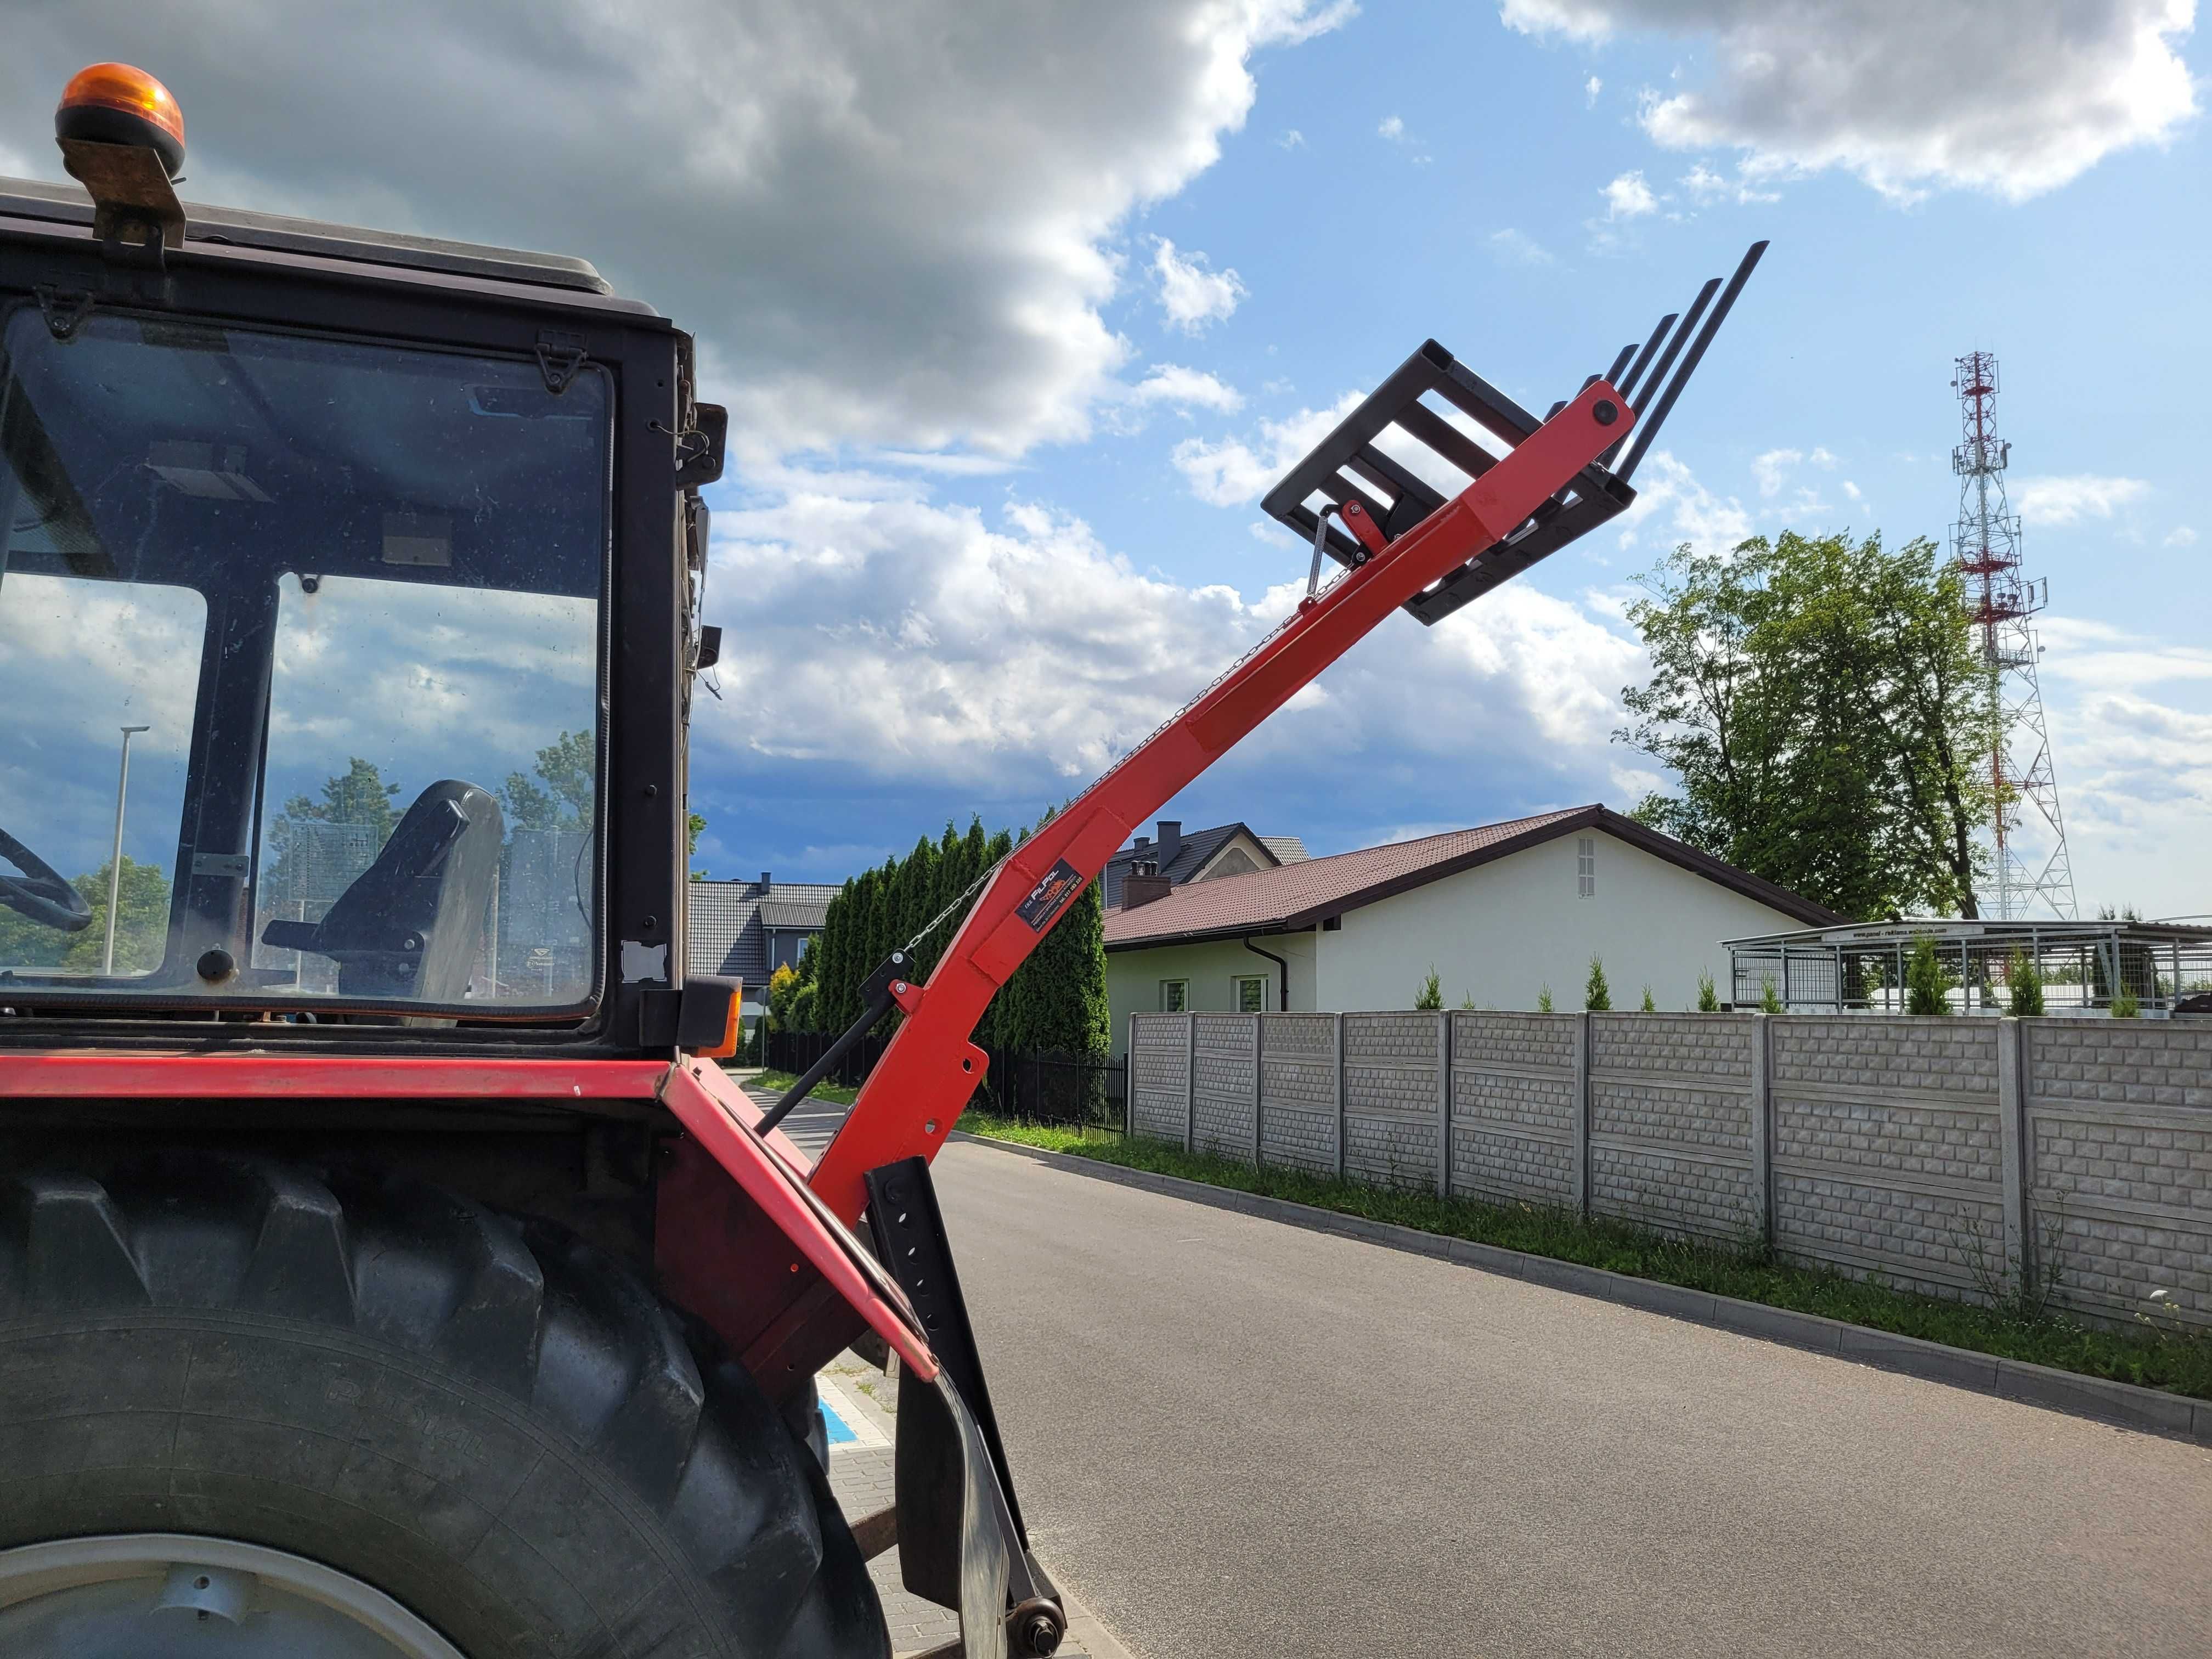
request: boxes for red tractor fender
[0,1052,939,1392]
[654,1058,939,1384]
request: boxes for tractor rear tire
[0,1152,889,1658]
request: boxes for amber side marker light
[56,62,186,178]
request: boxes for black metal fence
[761,1030,1127,1131]
[763,1028,890,1090]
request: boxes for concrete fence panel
[1342,1013,1442,1191]
[1769,1017,2006,1300]
[1447,1012,1578,1206]
[2025,1020,2212,1330]
[1129,1013,1191,1143]
[1588,1013,1759,1243]
[1259,1013,1340,1176]
[1191,1013,1257,1161]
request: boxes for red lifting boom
[806,241,1766,1224]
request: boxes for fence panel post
[1335,1012,1348,1181]
[1126,1015,1137,1135]
[1999,1016,2027,1290]
[1435,1011,1452,1198]
[1749,1013,1773,1247]
[1572,1011,1592,1220]
[1252,1013,1266,1169]
[1184,1012,1196,1154]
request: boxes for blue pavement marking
[820,1397,858,1444]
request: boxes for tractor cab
[0,82,723,1054]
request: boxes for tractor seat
[262,780,504,1001]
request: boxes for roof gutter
[1243,938,1289,1012]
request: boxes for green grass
[960,1112,2212,1404]
[746,1068,859,1107]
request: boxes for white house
[1102,805,1841,1055]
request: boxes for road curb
[951,1132,2212,1448]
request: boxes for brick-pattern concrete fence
[1126,1011,2212,1331]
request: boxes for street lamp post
[103,724,150,975]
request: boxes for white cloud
[1601,169,1658,217]
[1488,227,1557,267]
[1612,451,1752,550]
[1679,160,1779,205]
[2038,678,2212,918]
[1127,364,1245,412]
[1585,75,1604,106]
[2035,616,2212,687]
[1752,444,1839,498]
[1170,392,1364,506]
[2166,526,2198,547]
[1152,238,1250,334]
[1279,128,1306,148]
[1378,115,1406,140]
[1751,447,1801,498]
[1502,0,2198,202]
[868,450,1024,477]
[704,466,1646,803]
[0,1,1350,460]
[2015,473,2151,527]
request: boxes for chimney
[759,870,772,891]
[1155,820,1182,865]
[1123,867,1173,910]
[1133,834,1150,850]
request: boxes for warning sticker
[1014,859,1086,933]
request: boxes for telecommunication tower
[1950,351,2075,920]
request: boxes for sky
[2,0,2206,921]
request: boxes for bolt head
[1593,399,1618,426]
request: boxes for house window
[1160,979,1189,1012]
[1233,975,1266,1013]
[1577,837,1595,899]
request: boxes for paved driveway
[933,1138,2212,1659]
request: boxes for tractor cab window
[0,306,608,1014]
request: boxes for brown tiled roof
[1102,805,1842,949]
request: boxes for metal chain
[901,844,1017,956]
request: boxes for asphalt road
[933,1139,2212,1659]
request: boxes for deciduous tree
[1618,532,1990,919]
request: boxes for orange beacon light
[56,63,186,179]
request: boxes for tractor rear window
[0,305,610,1015]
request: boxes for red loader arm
[809,234,1771,1223]
[810,379,1633,1222]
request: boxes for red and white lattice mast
[1951,351,2075,920]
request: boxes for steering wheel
[0,826,93,932]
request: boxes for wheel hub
[0,1534,464,1657]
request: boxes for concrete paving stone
[1444,1237,1528,1278]
[1836,1324,2002,1390]
[1516,1252,1611,1300]
[1602,1274,1719,1324]
[1703,1293,1845,1354]
[1992,1358,2199,1438]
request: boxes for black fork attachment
[1262,241,1767,625]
